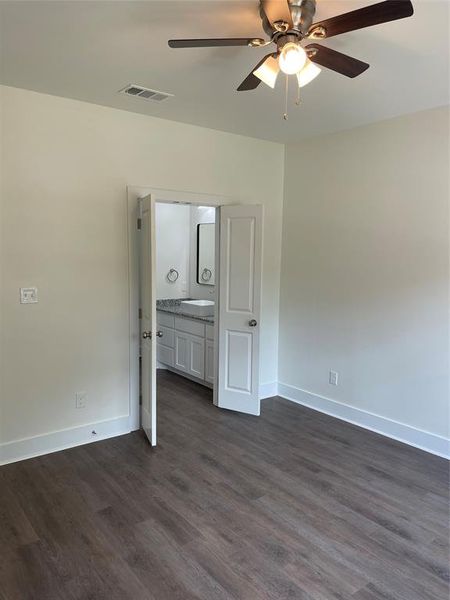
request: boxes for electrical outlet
[329,371,339,386]
[75,392,87,409]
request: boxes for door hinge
[137,217,142,230]
[138,308,142,319]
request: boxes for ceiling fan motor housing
[290,0,317,36]
[276,33,300,52]
[262,0,317,42]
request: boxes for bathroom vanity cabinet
[156,310,214,386]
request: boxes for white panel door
[216,204,262,415]
[139,195,156,446]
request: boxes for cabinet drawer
[157,344,174,367]
[174,316,205,338]
[157,326,174,348]
[206,324,214,340]
[157,311,175,329]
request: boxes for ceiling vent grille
[119,84,173,102]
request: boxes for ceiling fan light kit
[168,0,414,114]
[253,55,280,89]
[297,60,321,88]
[278,41,307,74]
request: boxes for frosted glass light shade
[253,56,280,88]
[279,42,307,75]
[297,59,321,87]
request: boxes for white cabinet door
[189,335,205,379]
[174,331,205,379]
[205,339,215,384]
[157,344,174,367]
[216,204,262,416]
[174,332,190,373]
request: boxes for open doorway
[133,189,263,448]
[155,202,217,401]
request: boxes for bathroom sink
[180,300,215,317]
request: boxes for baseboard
[0,416,131,466]
[4,384,446,464]
[277,382,450,459]
[259,381,278,400]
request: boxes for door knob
[142,331,152,339]
[248,319,258,327]
[156,330,163,338]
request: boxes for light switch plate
[20,287,38,304]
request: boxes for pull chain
[283,75,289,121]
[296,82,301,106]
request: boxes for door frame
[127,185,232,431]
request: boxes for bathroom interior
[155,202,216,394]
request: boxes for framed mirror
[197,223,215,285]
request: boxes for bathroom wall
[155,203,190,299]
[155,203,215,301]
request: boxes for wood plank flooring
[1,370,449,600]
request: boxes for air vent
[119,84,173,102]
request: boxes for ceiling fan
[168,0,414,94]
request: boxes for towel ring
[167,268,179,283]
[201,268,212,282]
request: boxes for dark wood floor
[1,371,449,600]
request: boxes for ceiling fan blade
[237,53,276,91]
[308,0,414,39]
[168,38,263,48]
[261,0,293,29]
[306,44,369,78]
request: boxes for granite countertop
[156,298,215,324]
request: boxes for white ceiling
[0,1,448,143]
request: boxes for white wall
[0,85,284,452]
[2,83,446,461]
[279,107,449,442]
[155,203,190,299]
[189,205,216,300]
